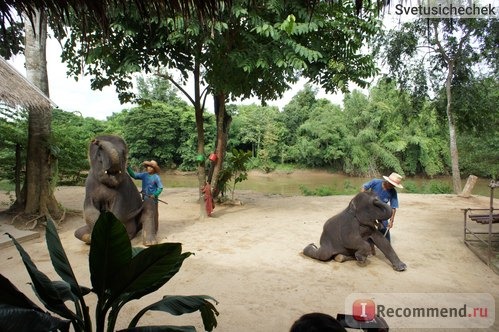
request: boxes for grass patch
[299,181,359,196]
[0,180,14,191]
[299,179,453,196]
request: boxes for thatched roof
[1,0,235,39]
[0,56,57,111]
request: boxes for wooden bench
[469,213,499,224]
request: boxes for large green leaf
[45,217,85,298]
[6,233,79,322]
[0,274,42,310]
[0,304,70,332]
[89,211,133,298]
[109,243,191,302]
[118,326,196,332]
[128,295,219,331]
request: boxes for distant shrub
[423,180,453,194]
[342,180,358,194]
[402,180,418,193]
[0,180,14,191]
[300,185,337,196]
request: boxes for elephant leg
[124,219,138,240]
[74,225,91,244]
[354,240,372,263]
[371,233,407,271]
[303,243,335,261]
[140,197,158,246]
[76,205,100,244]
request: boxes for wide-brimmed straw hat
[383,172,403,188]
[143,160,160,174]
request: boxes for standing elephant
[303,191,406,271]
[74,135,158,245]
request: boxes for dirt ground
[0,186,498,331]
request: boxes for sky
[7,37,345,121]
[8,38,134,120]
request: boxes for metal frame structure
[463,181,499,273]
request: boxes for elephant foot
[74,225,91,244]
[354,251,368,263]
[82,234,91,244]
[143,239,158,246]
[302,243,316,256]
[393,261,407,272]
[142,231,158,246]
[334,254,354,263]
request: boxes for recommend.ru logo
[345,293,495,328]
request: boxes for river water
[161,170,497,198]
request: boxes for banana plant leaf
[0,304,71,332]
[6,233,81,323]
[45,217,86,299]
[118,326,196,332]
[0,274,71,331]
[89,211,133,298]
[0,274,42,310]
[108,243,191,304]
[128,295,219,331]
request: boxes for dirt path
[1,187,497,331]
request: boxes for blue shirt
[130,172,163,196]
[362,179,399,209]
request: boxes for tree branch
[432,21,451,64]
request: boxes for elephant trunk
[373,199,392,220]
[97,139,122,174]
[93,139,124,188]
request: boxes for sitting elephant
[74,135,158,245]
[303,191,406,271]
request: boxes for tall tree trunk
[432,21,464,194]
[445,60,462,194]
[21,10,61,218]
[15,143,22,200]
[193,59,208,219]
[210,93,232,198]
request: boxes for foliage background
[1,73,497,190]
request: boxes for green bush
[300,185,338,196]
[0,212,218,332]
[423,180,453,194]
[0,180,14,191]
[401,180,418,193]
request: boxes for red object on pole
[209,153,218,162]
[202,182,215,216]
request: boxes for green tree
[136,71,185,106]
[21,9,63,221]
[0,108,27,197]
[451,76,499,178]
[340,79,448,177]
[60,0,382,209]
[380,17,496,193]
[122,104,184,169]
[291,100,347,169]
[51,109,107,184]
[279,84,319,149]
